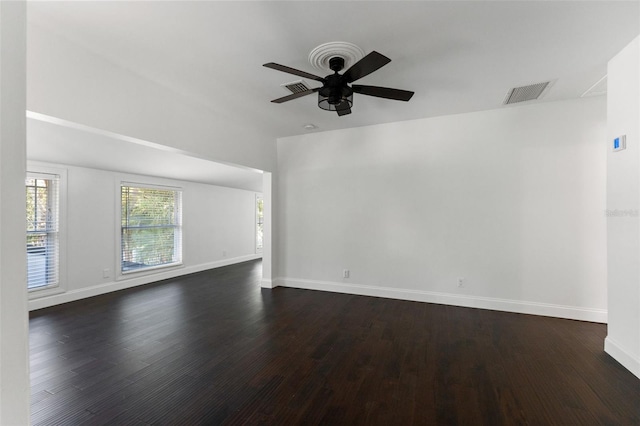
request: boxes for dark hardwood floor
[30,259,639,425]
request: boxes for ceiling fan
[263,51,414,116]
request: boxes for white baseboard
[29,254,262,311]
[605,337,640,379]
[274,277,608,323]
[261,279,274,289]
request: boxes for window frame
[256,193,264,254]
[26,164,67,299]
[116,180,184,279]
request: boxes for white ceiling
[27,114,264,192]
[25,1,639,185]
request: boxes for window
[26,173,60,290]
[120,184,182,273]
[256,194,264,252]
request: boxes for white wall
[261,172,275,288]
[0,1,30,424]
[27,24,276,173]
[28,162,261,311]
[276,96,607,322]
[605,36,640,378]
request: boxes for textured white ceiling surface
[26,1,640,185]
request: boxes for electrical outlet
[222,250,227,257]
[457,277,465,288]
[343,269,350,279]
[103,268,110,279]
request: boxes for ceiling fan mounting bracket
[329,57,345,73]
[308,41,365,72]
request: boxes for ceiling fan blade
[352,85,414,101]
[343,51,391,83]
[263,62,325,82]
[270,88,320,104]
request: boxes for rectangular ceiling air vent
[503,81,551,105]
[282,80,311,94]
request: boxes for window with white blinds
[121,185,182,273]
[256,194,264,252]
[26,173,60,290]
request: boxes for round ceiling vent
[308,42,365,73]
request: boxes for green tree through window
[121,185,182,272]
[256,195,264,251]
[26,174,59,289]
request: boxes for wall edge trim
[275,277,608,323]
[605,336,640,379]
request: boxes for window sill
[28,284,66,300]
[117,262,184,281]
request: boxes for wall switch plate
[343,269,350,279]
[613,135,626,152]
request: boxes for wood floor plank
[30,259,640,425]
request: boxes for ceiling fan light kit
[317,57,354,114]
[264,42,414,117]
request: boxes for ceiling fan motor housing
[318,73,353,111]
